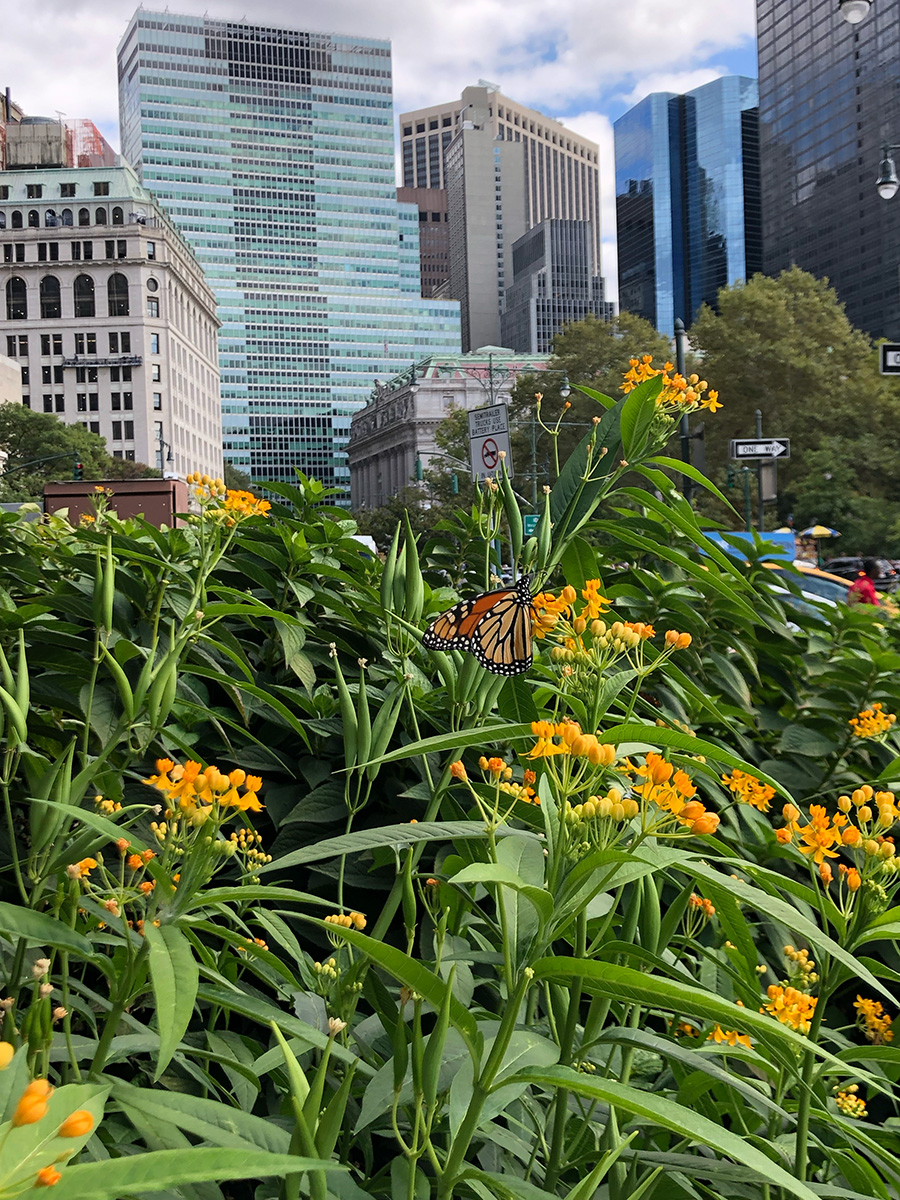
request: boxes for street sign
[880,343,900,374]
[468,403,513,481]
[730,438,790,460]
[523,514,539,536]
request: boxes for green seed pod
[640,874,662,957]
[355,661,371,769]
[101,534,115,632]
[100,645,136,723]
[535,486,552,572]
[380,523,402,617]
[402,511,424,626]
[14,629,28,720]
[421,965,456,1110]
[332,652,358,767]
[499,460,523,567]
[0,683,27,744]
[392,1001,409,1092]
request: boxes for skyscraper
[400,86,604,351]
[615,76,761,335]
[757,0,900,340]
[501,219,612,354]
[117,11,460,495]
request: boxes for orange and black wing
[422,587,516,652]
[470,592,533,675]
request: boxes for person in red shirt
[848,558,881,606]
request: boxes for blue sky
[5,0,758,296]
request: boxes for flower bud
[858,805,873,823]
[59,1110,94,1138]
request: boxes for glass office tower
[758,0,900,341]
[615,76,761,335]
[117,11,460,493]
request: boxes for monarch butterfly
[422,573,535,676]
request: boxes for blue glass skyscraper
[117,10,460,493]
[615,76,761,335]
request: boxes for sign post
[729,438,790,460]
[468,404,513,481]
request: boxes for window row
[5,274,130,320]
[0,207,126,230]
[0,182,109,201]
[3,239,131,264]
[7,331,158,356]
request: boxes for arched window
[95,207,107,225]
[45,210,58,227]
[11,211,23,230]
[28,210,39,228]
[112,207,124,226]
[5,277,27,320]
[40,276,61,319]
[74,273,95,318]
[78,208,90,226]
[107,273,129,317]
[0,213,5,230]
[60,208,73,227]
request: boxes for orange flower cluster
[708,1025,751,1050]
[777,789,899,878]
[689,893,716,919]
[325,912,367,931]
[186,472,271,521]
[721,769,775,813]
[764,985,817,1034]
[621,354,722,414]
[849,702,897,739]
[835,1084,867,1118]
[479,755,513,779]
[631,752,720,836]
[531,586,576,638]
[144,759,264,824]
[526,720,616,766]
[854,995,894,1044]
[4,1073,95,1190]
[582,579,610,621]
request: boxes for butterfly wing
[470,592,533,675]
[423,575,534,675]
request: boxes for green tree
[0,406,156,502]
[691,267,900,552]
[224,461,254,490]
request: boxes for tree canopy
[689,267,900,554]
[0,405,157,502]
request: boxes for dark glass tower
[757,0,900,340]
[614,76,761,335]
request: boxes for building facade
[0,352,21,406]
[501,219,613,353]
[615,75,761,335]
[396,186,448,298]
[757,0,900,340]
[0,164,222,478]
[117,10,460,497]
[400,85,604,351]
[348,345,548,509]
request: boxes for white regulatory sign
[468,404,514,481]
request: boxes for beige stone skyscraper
[399,84,602,351]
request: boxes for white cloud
[617,66,731,108]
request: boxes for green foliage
[3,382,900,1200]
[0,405,156,501]
[690,267,900,551]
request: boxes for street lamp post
[157,431,174,474]
[876,144,900,200]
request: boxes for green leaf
[304,920,481,1064]
[777,723,837,757]
[648,455,739,513]
[0,902,94,956]
[144,922,199,1080]
[513,1066,819,1200]
[359,722,535,769]
[261,821,521,871]
[450,860,553,924]
[49,1150,341,1200]
[114,1081,290,1154]
[619,375,660,459]
[558,536,602,593]
[550,400,622,530]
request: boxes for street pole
[742,467,752,533]
[530,413,538,508]
[674,318,692,503]
[755,409,764,532]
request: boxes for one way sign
[730,438,790,460]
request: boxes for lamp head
[877,149,900,200]
[838,0,871,22]
[559,377,571,399]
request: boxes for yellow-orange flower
[35,1166,62,1188]
[13,1078,54,1126]
[764,985,817,1034]
[797,805,840,864]
[708,1025,751,1050]
[58,1110,94,1138]
[849,703,897,738]
[581,580,610,621]
[721,768,775,813]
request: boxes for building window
[39,277,62,320]
[146,278,158,292]
[153,392,162,410]
[147,297,159,318]
[93,182,109,197]
[125,450,135,461]
[26,184,43,199]
[53,365,63,384]
[95,207,107,225]
[60,183,76,198]
[146,241,156,260]
[111,393,120,410]
[107,273,129,317]
[89,395,99,412]
[74,333,96,355]
[121,332,131,353]
[74,274,96,318]
[117,240,126,259]
[43,396,53,413]
[28,210,39,228]
[77,395,87,412]
[55,395,64,412]
[112,207,124,226]
[124,420,134,440]
[60,208,73,226]
[78,208,90,226]
[71,242,81,261]
[5,277,27,321]
[123,392,133,410]
[20,367,29,385]
[53,334,62,355]
[151,364,161,382]
[150,334,159,354]
[10,211,22,230]
[0,187,9,200]
[112,420,122,440]
[42,365,51,385]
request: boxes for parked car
[764,562,851,613]
[821,556,899,592]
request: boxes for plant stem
[793,977,827,1182]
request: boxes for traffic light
[726,465,735,490]
[73,461,83,480]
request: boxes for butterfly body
[422,573,535,676]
